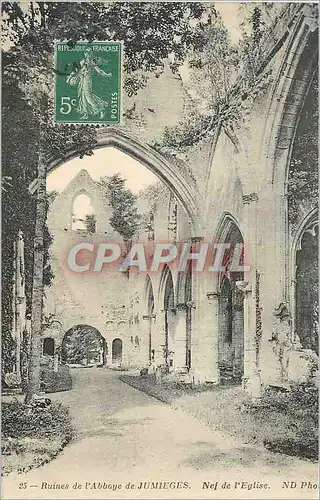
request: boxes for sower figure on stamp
[66,49,112,120]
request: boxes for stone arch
[262,16,318,189]
[158,265,176,367]
[213,212,245,291]
[214,212,244,241]
[144,274,155,314]
[290,208,318,353]
[158,265,175,309]
[43,127,200,234]
[112,338,123,364]
[105,321,116,331]
[61,324,107,366]
[212,215,245,381]
[143,275,155,363]
[262,21,318,303]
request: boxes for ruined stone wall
[123,3,318,389]
[44,170,129,362]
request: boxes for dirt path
[3,368,318,499]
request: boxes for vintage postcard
[1,1,319,499]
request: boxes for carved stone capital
[186,300,196,309]
[176,303,187,311]
[242,193,259,204]
[190,236,204,244]
[273,302,291,321]
[206,292,220,300]
[235,280,252,293]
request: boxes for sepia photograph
[1,1,319,499]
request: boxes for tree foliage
[2,1,207,98]
[61,326,104,365]
[1,1,207,375]
[99,174,140,241]
[85,213,97,234]
[159,3,286,152]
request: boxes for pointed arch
[158,264,175,309]
[42,127,200,235]
[144,274,155,316]
[261,17,318,189]
[214,212,244,243]
[290,208,319,352]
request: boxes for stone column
[218,293,231,369]
[232,285,244,378]
[242,193,262,397]
[174,304,187,372]
[201,292,220,384]
[155,310,165,366]
[142,314,155,365]
[53,351,59,373]
[190,286,220,385]
[235,280,260,396]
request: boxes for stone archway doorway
[112,338,123,365]
[294,220,318,354]
[61,324,107,367]
[163,267,175,368]
[145,276,155,364]
[217,221,245,383]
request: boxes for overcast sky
[46,147,159,194]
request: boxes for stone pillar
[190,286,220,385]
[232,285,244,378]
[142,314,155,365]
[174,304,187,372]
[235,280,261,396]
[242,193,262,397]
[53,351,59,373]
[202,292,220,384]
[121,330,130,368]
[218,293,231,369]
[155,310,165,366]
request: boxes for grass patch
[120,373,218,402]
[2,400,73,475]
[244,384,318,461]
[120,374,318,461]
[41,364,72,393]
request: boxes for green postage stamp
[54,41,122,124]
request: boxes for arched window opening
[43,337,55,356]
[72,193,96,232]
[61,325,106,366]
[288,72,318,228]
[295,221,318,354]
[287,71,318,356]
[112,338,123,364]
[218,221,244,382]
[163,268,175,367]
